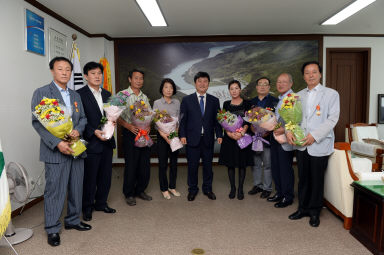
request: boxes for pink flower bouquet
[101,90,131,139]
[243,107,277,151]
[129,100,154,147]
[153,109,183,152]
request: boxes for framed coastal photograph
[114,35,322,157]
[48,28,67,61]
[25,9,45,56]
[379,94,384,124]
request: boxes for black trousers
[270,136,294,201]
[186,136,214,194]
[82,143,113,212]
[296,149,329,216]
[122,128,151,198]
[157,133,179,192]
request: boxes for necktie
[199,96,204,115]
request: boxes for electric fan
[1,162,33,245]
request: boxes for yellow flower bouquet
[278,93,305,146]
[33,97,86,156]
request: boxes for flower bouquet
[278,93,305,146]
[33,97,86,156]
[129,100,154,147]
[217,109,252,149]
[153,109,183,152]
[244,107,277,151]
[101,90,131,139]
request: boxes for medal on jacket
[74,101,79,112]
[316,105,321,116]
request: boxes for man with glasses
[248,77,278,199]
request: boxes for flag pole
[69,34,77,59]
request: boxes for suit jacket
[77,85,116,154]
[249,94,279,110]
[31,82,87,163]
[179,93,223,147]
[297,84,340,156]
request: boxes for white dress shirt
[88,85,104,116]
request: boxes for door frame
[326,48,371,123]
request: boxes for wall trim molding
[24,0,112,41]
[11,197,44,217]
[24,1,384,41]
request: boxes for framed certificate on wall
[49,28,67,61]
[25,9,45,55]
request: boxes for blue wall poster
[26,9,45,55]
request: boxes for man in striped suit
[31,57,91,247]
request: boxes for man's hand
[217,138,223,144]
[69,129,80,139]
[127,123,139,135]
[301,133,315,146]
[286,131,296,145]
[180,137,187,145]
[95,129,107,141]
[273,127,285,136]
[57,141,74,155]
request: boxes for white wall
[0,0,115,210]
[323,36,384,136]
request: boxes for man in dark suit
[77,62,116,222]
[31,57,91,247]
[179,71,223,201]
[268,73,295,208]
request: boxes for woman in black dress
[219,80,253,200]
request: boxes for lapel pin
[316,104,321,116]
[74,101,79,112]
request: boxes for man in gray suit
[287,61,340,227]
[31,57,91,247]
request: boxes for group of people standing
[31,57,339,247]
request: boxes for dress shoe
[47,233,60,247]
[248,186,263,195]
[228,188,236,199]
[237,189,244,200]
[168,189,181,197]
[162,191,171,200]
[260,190,271,199]
[187,192,197,201]
[309,215,320,227]
[83,210,92,221]
[274,198,293,208]
[267,193,283,202]
[204,192,216,200]
[137,192,152,201]
[125,196,136,206]
[289,210,309,220]
[64,221,92,231]
[94,206,116,214]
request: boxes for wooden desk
[350,181,384,255]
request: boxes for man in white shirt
[118,69,152,206]
[287,61,340,227]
